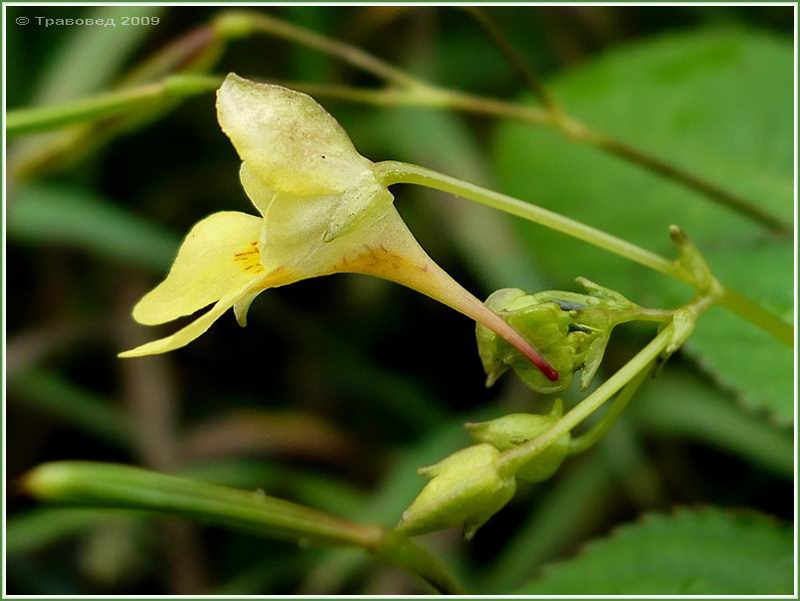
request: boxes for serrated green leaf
[493,30,793,423]
[630,367,793,476]
[513,507,792,594]
[686,242,793,424]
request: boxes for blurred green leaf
[494,30,792,423]
[7,508,117,555]
[298,410,488,592]
[24,462,463,594]
[630,367,793,476]
[32,6,166,104]
[214,554,314,595]
[179,459,367,519]
[513,507,792,594]
[282,6,333,81]
[9,369,131,449]
[481,453,616,592]
[25,462,378,549]
[252,296,446,432]
[10,8,221,180]
[9,185,179,271]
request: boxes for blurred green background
[6,5,794,595]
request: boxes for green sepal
[669,225,716,292]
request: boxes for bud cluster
[397,402,571,539]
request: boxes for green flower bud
[477,280,652,393]
[396,444,516,540]
[477,289,598,393]
[466,400,570,483]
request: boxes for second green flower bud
[466,400,570,484]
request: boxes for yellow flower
[119,74,555,379]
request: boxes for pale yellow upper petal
[216,73,373,197]
[133,211,263,326]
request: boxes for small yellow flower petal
[132,211,263,326]
[233,289,261,327]
[121,75,555,377]
[119,280,261,358]
[217,73,372,197]
[257,190,554,377]
[239,163,275,217]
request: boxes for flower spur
[119,74,556,380]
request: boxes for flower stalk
[374,161,687,282]
[495,324,674,478]
[567,364,651,456]
[373,161,793,348]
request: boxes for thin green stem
[461,6,560,113]
[13,85,787,347]
[23,461,464,594]
[272,81,456,108]
[497,325,674,477]
[632,308,676,323]
[456,6,789,234]
[375,160,793,348]
[375,160,688,283]
[7,14,791,345]
[567,363,652,455]
[214,11,428,91]
[7,74,222,136]
[217,8,789,234]
[10,8,789,233]
[717,287,793,348]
